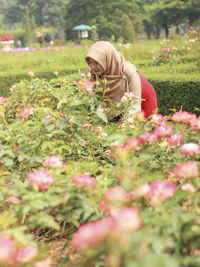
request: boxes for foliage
[0,71,199,266]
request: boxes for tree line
[0,0,199,41]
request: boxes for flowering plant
[0,35,14,41]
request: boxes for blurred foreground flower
[72,173,96,189]
[16,245,38,264]
[28,169,54,191]
[105,186,130,203]
[0,235,17,265]
[167,134,183,145]
[149,180,176,205]
[72,218,112,250]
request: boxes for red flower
[0,35,14,41]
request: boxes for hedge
[1,67,199,117]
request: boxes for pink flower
[82,123,92,130]
[166,134,183,145]
[149,180,176,205]
[96,105,104,113]
[16,246,38,264]
[99,200,117,216]
[162,47,170,52]
[121,95,128,102]
[138,132,158,144]
[68,117,74,124]
[71,218,112,250]
[27,71,34,77]
[105,186,130,203]
[0,235,17,265]
[172,46,178,51]
[179,143,200,156]
[129,183,150,200]
[28,169,54,191]
[8,196,22,204]
[94,126,103,132]
[104,149,112,158]
[153,124,173,139]
[100,132,108,137]
[19,107,34,120]
[45,114,55,122]
[72,173,96,189]
[190,118,200,131]
[0,96,8,107]
[111,206,143,232]
[35,257,52,267]
[171,111,197,124]
[181,183,196,193]
[110,140,121,149]
[43,155,65,168]
[78,80,95,92]
[123,137,140,150]
[53,70,58,76]
[173,161,199,179]
[150,113,166,125]
[152,56,156,60]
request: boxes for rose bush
[0,72,199,266]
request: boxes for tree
[2,0,68,28]
[64,0,139,41]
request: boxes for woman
[85,41,157,120]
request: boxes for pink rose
[181,183,196,193]
[138,132,158,144]
[153,124,173,139]
[105,186,130,203]
[19,107,34,120]
[166,134,183,145]
[0,235,17,265]
[43,155,65,168]
[171,111,196,124]
[45,114,55,122]
[149,180,176,205]
[28,169,54,191]
[72,173,96,189]
[111,206,143,232]
[72,218,112,250]
[179,143,200,156]
[17,246,38,264]
[129,183,150,200]
[190,118,200,131]
[150,113,166,126]
[173,161,199,179]
[8,196,22,204]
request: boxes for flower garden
[0,30,200,267]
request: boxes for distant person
[37,32,43,48]
[44,32,53,45]
[85,41,158,121]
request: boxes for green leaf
[96,111,108,123]
[29,212,60,230]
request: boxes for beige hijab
[85,41,130,117]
